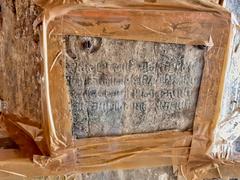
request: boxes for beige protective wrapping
[0,0,238,179]
[207,1,240,166]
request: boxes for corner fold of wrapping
[0,113,49,157]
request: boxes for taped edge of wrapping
[206,22,240,163]
[33,131,192,173]
[0,113,48,157]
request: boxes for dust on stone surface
[33,167,177,180]
[80,167,177,180]
[64,36,205,139]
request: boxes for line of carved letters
[76,58,200,114]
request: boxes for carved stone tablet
[64,36,204,139]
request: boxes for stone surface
[223,0,240,159]
[210,0,240,161]
[64,36,204,139]
[33,167,177,180]
[81,167,176,180]
[0,1,41,146]
[0,0,42,126]
[0,0,232,179]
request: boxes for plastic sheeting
[0,0,238,179]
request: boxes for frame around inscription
[39,0,232,173]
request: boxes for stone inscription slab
[64,36,204,139]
